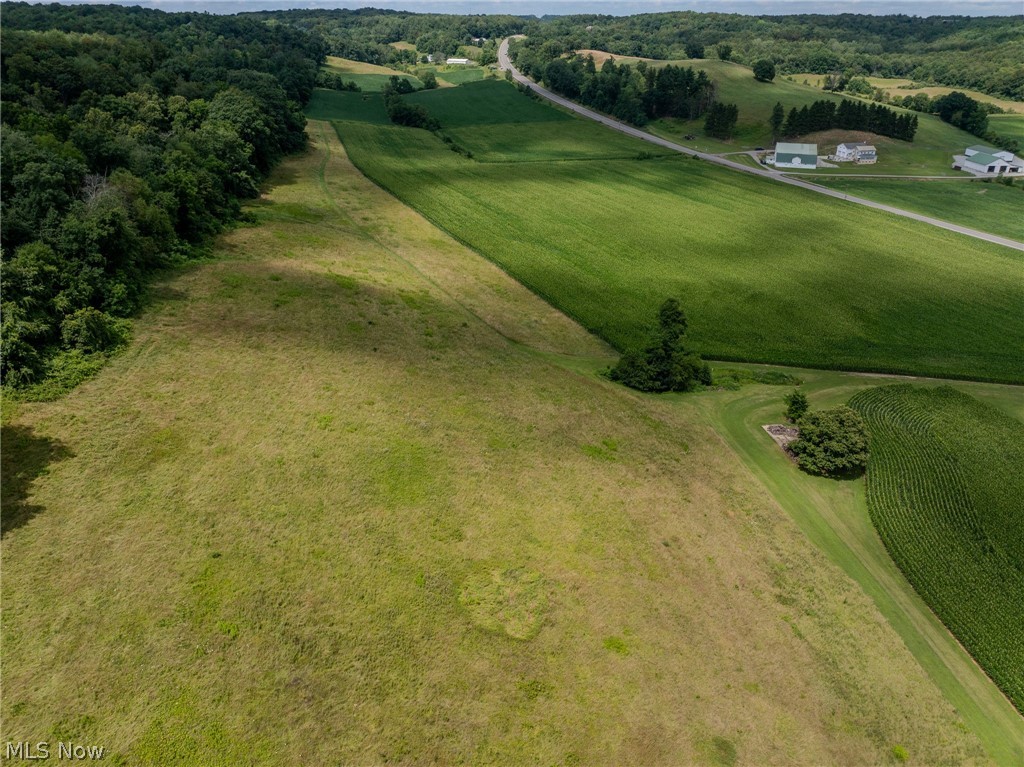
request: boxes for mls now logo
[5,741,106,760]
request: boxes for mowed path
[498,39,1024,252]
[0,121,987,765]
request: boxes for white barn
[956,145,1024,175]
[834,143,877,164]
[446,57,471,65]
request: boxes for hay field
[0,121,987,766]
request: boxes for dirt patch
[763,424,799,452]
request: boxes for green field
[849,385,1024,712]
[791,74,1024,114]
[305,89,389,123]
[408,82,673,162]
[335,80,1024,383]
[436,66,487,86]
[815,178,1024,241]
[1,121,990,765]
[989,114,1024,145]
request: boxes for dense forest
[511,13,1024,101]
[0,3,324,389]
[250,8,531,68]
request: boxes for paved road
[497,39,1024,252]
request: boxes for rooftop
[776,142,817,154]
[966,144,999,154]
[967,152,1002,165]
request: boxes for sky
[37,0,1024,15]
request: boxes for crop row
[850,385,1024,712]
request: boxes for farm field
[323,54,421,91]
[305,89,389,124]
[849,385,1024,713]
[570,51,983,172]
[337,80,1024,383]
[814,178,1024,241]
[0,120,990,766]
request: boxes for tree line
[1,2,323,388]
[493,12,1024,101]
[513,42,717,127]
[779,99,918,141]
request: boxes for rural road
[497,39,1024,252]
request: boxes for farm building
[954,145,1024,174]
[446,57,471,65]
[773,142,818,168]
[834,143,877,164]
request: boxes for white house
[446,57,471,65]
[955,144,1024,174]
[834,142,877,164]
[772,142,818,169]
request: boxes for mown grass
[337,81,1024,383]
[989,114,1024,145]
[697,365,1024,765]
[815,177,1024,240]
[0,120,988,766]
[849,385,1024,713]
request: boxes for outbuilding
[956,145,1024,174]
[446,57,471,65]
[773,142,818,169]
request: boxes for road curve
[497,39,1024,252]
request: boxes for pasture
[815,177,1024,241]
[323,55,422,91]
[337,81,1024,383]
[849,385,1024,713]
[0,121,985,766]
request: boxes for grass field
[696,367,1024,765]
[337,80,1024,383]
[323,55,421,91]
[0,120,991,765]
[814,177,1024,241]
[304,89,389,123]
[436,66,487,86]
[572,51,983,173]
[791,74,1024,114]
[989,114,1024,145]
[849,385,1024,713]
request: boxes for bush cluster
[608,299,711,392]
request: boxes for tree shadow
[1,424,73,537]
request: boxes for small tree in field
[790,406,869,477]
[716,44,732,61]
[609,299,711,393]
[784,390,809,422]
[421,70,438,90]
[753,59,776,82]
[770,101,785,137]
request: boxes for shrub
[60,308,129,354]
[784,390,809,422]
[790,405,869,477]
